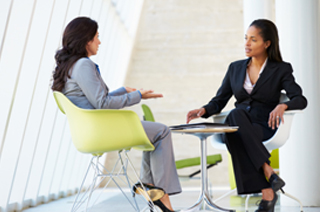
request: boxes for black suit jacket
[202,58,308,125]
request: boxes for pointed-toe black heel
[133,182,165,201]
[150,199,175,212]
[269,173,285,193]
[255,191,278,212]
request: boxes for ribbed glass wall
[0,0,143,211]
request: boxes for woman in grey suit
[52,17,180,212]
[187,19,307,212]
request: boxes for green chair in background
[141,104,222,181]
[53,92,156,212]
[226,149,279,191]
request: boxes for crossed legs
[224,108,276,199]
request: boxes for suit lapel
[238,58,251,96]
[251,60,278,95]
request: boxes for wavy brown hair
[250,19,283,62]
[52,17,98,91]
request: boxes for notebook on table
[169,122,238,130]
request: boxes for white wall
[123,0,244,187]
[0,0,143,211]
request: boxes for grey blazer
[62,57,141,109]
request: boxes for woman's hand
[139,89,163,99]
[268,103,288,129]
[125,87,137,93]
[186,108,206,124]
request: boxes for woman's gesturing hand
[186,108,206,124]
[268,103,288,130]
[139,89,163,99]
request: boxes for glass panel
[0,0,142,210]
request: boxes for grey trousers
[140,121,182,195]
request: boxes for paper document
[169,122,238,130]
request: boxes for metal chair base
[214,188,304,212]
[244,190,304,212]
[70,151,156,212]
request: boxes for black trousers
[224,108,276,194]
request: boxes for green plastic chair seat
[53,92,155,155]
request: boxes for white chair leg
[208,181,213,198]
[213,188,237,203]
[280,190,304,212]
[245,195,251,212]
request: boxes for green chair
[223,150,277,191]
[53,92,155,212]
[141,104,222,180]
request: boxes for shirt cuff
[137,90,142,98]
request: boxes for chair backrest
[141,104,155,122]
[53,91,154,155]
[211,93,302,151]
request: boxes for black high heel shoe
[255,191,278,212]
[269,173,285,192]
[133,183,165,201]
[150,199,175,212]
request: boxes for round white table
[171,127,238,212]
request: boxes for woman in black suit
[187,19,307,212]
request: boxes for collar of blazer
[240,58,279,96]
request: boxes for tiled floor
[22,187,319,212]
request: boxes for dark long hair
[250,19,283,62]
[52,17,98,91]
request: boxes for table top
[171,127,238,134]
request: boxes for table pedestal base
[180,134,235,212]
